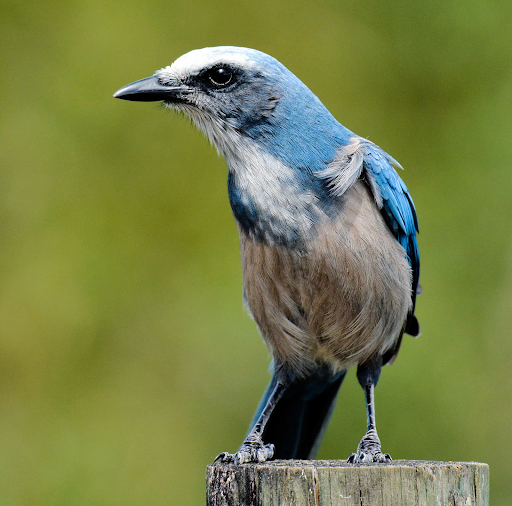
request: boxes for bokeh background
[1,0,511,504]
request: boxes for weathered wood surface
[206,460,489,506]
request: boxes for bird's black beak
[113,75,182,102]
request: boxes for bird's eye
[207,68,233,87]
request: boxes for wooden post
[206,460,489,506]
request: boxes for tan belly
[239,181,412,377]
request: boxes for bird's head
[114,46,351,165]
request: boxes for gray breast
[238,180,412,378]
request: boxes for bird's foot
[214,433,274,464]
[347,429,391,464]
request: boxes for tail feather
[253,370,346,460]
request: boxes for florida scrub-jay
[114,46,420,464]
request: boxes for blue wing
[362,143,420,316]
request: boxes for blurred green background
[1,0,511,504]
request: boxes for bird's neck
[226,141,331,249]
[184,106,341,248]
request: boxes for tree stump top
[207,460,489,506]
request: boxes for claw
[213,439,275,464]
[214,452,232,463]
[347,429,392,464]
[348,450,392,464]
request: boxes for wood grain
[206,460,489,506]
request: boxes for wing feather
[362,141,420,316]
[316,137,420,329]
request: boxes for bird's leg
[348,358,391,463]
[215,381,287,464]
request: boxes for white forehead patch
[155,46,258,82]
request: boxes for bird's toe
[214,451,235,463]
[213,440,274,464]
[347,429,392,464]
[347,450,392,464]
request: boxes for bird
[113,46,420,465]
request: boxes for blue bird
[114,46,420,464]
